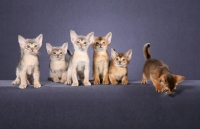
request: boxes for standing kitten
[46,42,69,83]
[141,43,185,94]
[108,48,132,85]
[64,30,94,86]
[12,34,43,89]
[92,32,112,84]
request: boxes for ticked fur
[92,32,112,84]
[46,42,69,83]
[64,30,94,86]
[12,34,43,89]
[141,43,185,94]
[108,48,132,85]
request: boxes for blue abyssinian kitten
[64,30,94,86]
[12,34,43,89]
[46,42,69,83]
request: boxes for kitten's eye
[103,42,105,44]
[77,41,79,44]
[34,45,37,48]
[27,45,30,48]
[96,42,99,44]
[53,52,56,54]
[60,52,62,54]
[122,59,125,61]
[116,58,118,61]
[84,42,87,44]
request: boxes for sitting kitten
[92,32,112,84]
[12,34,43,89]
[46,42,69,83]
[108,48,132,85]
[141,43,185,94]
[64,30,94,86]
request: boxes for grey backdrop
[0,0,199,81]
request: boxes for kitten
[64,30,94,86]
[46,42,69,83]
[108,48,132,85]
[92,32,112,84]
[12,34,43,89]
[141,43,185,94]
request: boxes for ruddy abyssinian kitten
[46,42,69,83]
[141,43,185,94]
[108,48,132,85]
[92,32,112,84]
[64,30,94,86]
[12,34,43,89]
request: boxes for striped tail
[143,43,151,60]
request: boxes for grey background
[0,0,199,81]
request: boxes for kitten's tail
[143,43,151,60]
[67,49,73,57]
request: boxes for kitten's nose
[31,48,34,51]
[56,55,59,58]
[119,61,121,64]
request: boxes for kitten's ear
[111,48,118,59]
[125,49,132,61]
[61,42,68,54]
[105,32,112,44]
[70,30,78,42]
[86,32,94,44]
[159,75,167,83]
[36,34,43,48]
[173,75,185,84]
[46,43,53,54]
[18,35,26,48]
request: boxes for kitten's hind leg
[12,68,20,85]
[109,74,118,85]
[141,73,148,84]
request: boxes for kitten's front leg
[50,71,60,83]
[102,66,109,84]
[72,68,79,86]
[19,71,27,89]
[109,74,118,85]
[60,71,67,83]
[33,66,41,88]
[93,66,100,84]
[12,69,20,85]
[122,76,128,85]
[151,78,164,92]
[83,64,91,86]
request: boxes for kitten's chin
[116,64,126,68]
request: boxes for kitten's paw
[72,82,79,86]
[12,79,20,85]
[93,80,100,85]
[155,87,164,92]
[84,81,91,86]
[122,80,128,85]
[111,81,118,85]
[53,78,59,83]
[64,79,71,85]
[141,79,147,84]
[102,80,109,84]
[34,83,41,88]
[19,84,27,89]
[60,79,66,83]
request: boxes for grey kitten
[12,34,43,89]
[46,42,69,83]
[64,30,94,86]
